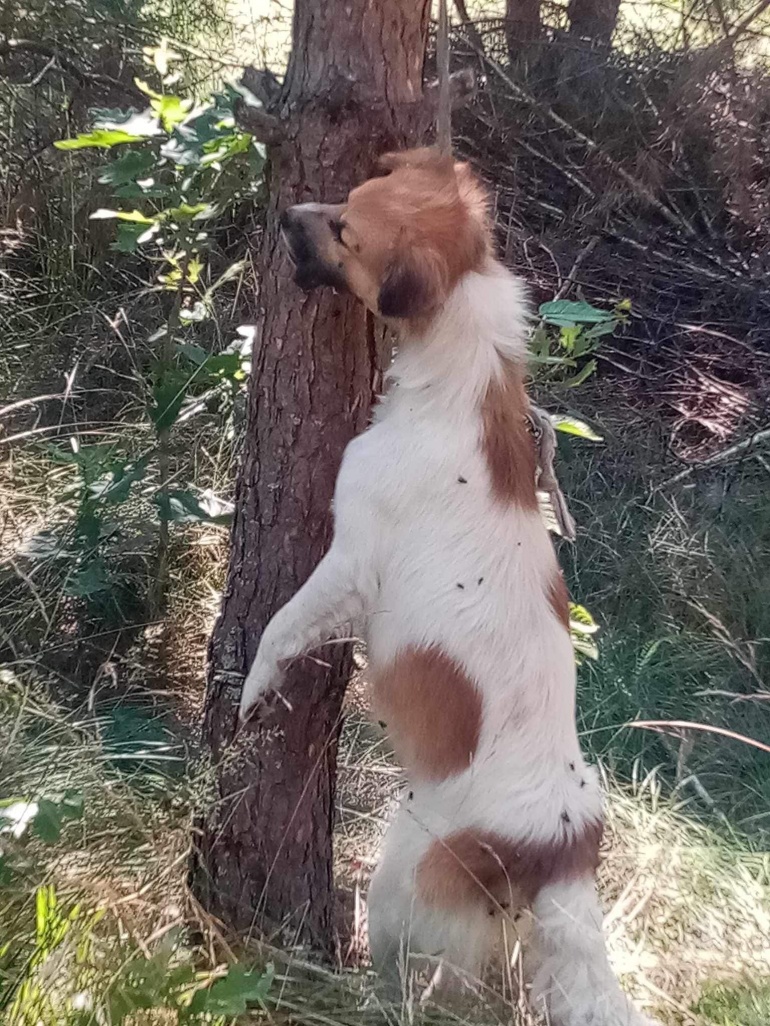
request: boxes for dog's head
[280,148,491,321]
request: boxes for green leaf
[98,149,156,186]
[108,952,177,1022]
[187,965,273,1017]
[56,129,146,150]
[154,490,232,526]
[164,201,212,220]
[75,508,104,547]
[23,529,72,560]
[160,102,242,167]
[572,635,600,662]
[562,359,597,388]
[88,454,151,504]
[570,605,600,662]
[248,140,267,171]
[114,181,173,200]
[206,352,245,380]
[571,332,599,359]
[0,797,31,810]
[186,256,203,285]
[200,130,254,167]
[582,319,619,341]
[175,345,245,383]
[33,799,63,844]
[134,78,163,100]
[60,792,85,821]
[59,111,160,150]
[552,416,603,442]
[149,369,190,432]
[90,106,137,125]
[528,353,575,366]
[540,300,616,327]
[112,221,149,253]
[0,855,14,886]
[569,603,599,634]
[151,94,193,132]
[66,560,111,598]
[176,343,208,366]
[558,324,581,353]
[91,209,156,224]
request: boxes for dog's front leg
[238,544,369,722]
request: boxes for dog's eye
[329,219,346,244]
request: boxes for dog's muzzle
[280,207,346,293]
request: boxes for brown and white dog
[239,149,655,1026]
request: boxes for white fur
[240,262,655,1026]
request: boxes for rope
[435,0,452,156]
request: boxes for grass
[2,654,769,1025]
[694,979,770,1026]
[553,383,770,845]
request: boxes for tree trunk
[190,0,431,953]
[567,0,620,45]
[506,0,543,58]
[453,0,485,54]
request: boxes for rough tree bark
[190,0,432,952]
[567,0,621,45]
[503,0,621,60]
[505,0,543,53]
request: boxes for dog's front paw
[239,653,284,722]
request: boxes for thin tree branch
[232,97,285,146]
[452,0,485,51]
[725,0,770,43]
[658,425,770,489]
[0,40,145,104]
[423,67,476,115]
[552,236,600,301]
[629,719,770,756]
[240,65,282,107]
[473,45,698,238]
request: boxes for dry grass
[333,679,770,1026]
[3,651,768,1025]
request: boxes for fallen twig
[658,425,770,488]
[628,719,770,756]
[552,236,601,301]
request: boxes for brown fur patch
[372,645,482,782]
[547,570,571,631]
[416,819,603,911]
[480,361,539,510]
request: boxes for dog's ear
[378,246,447,319]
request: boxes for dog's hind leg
[367,802,496,995]
[527,876,658,1026]
[367,802,429,979]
